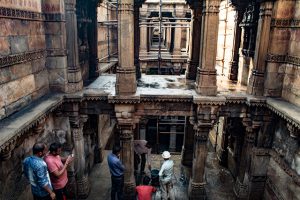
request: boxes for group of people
[23,142,73,200]
[23,140,175,200]
[108,140,175,200]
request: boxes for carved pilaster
[134,5,141,79]
[69,111,90,198]
[116,0,137,95]
[248,148,270,200]
[195,0,220,96]
[229,9,244,81]
[65,0,83,93]
[186,4,202,81]
[188,105,218,200]
[118,126,135,200]
[247,1,273,96]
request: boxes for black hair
[143,176,151,185]
[32,143,45,154]
[112,146,121,155]
[145,141,153,148]
[49,142,62,153]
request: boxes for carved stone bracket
[287,123,300,139]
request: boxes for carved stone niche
[287,123,300,139]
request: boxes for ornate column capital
[202,0,220,15]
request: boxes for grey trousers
[160,181,175,200]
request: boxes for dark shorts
[33,194,51,200]
[54,187,67,200]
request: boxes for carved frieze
[0,50,45,68]
[271,19,300,28]
[0,7,43,20]
[266,54,300,66]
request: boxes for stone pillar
[228,8,244,81]
[195,0,220,96]
[139,19,148,54]
[169,125,177,152]
[119,126,135,199]
[173,5,184,56]
[248,148,270,200]
[188,111,214,200]
[65,0,83,93]
[42,0,68,92]
[218,117,229,167]
[134,5,141,79]
[116,0,137,95]
[69,107,90,198]
[264,1,295,97]
[247,1,273,96]
[87,1,99,79]
[115,104,139,199]
[234,119,255,199]
[186,3,202,81]
[181,117,194,181]
[188,123,211,199]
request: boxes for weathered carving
[267,54,300,66]
[271,19,300,28]
[0,7,43,20]
[0,50,45,68]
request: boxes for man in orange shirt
[136,176,156,200]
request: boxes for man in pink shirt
[136,176,156,200]
[44,143,73,200]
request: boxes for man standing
[133,140,152,174]
[23,143,56,200]
[136,176,156,200]
[107,146,125,200]
[44,142,73,200]
[159,151,175,200]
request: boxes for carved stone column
[139,19,148,54]
[115,104,139,199]
[188,104,218,200]
[69,106,90,198]
[228,8,244,81]
[264,2,296,97]
[186,2,202,81]
[195,0,220,96]
[134,5,141,79]
[118,126,135,199]
[116,0,137,95]
[248,148,270,200]
[188,121,211,200]
[65,0,83,93]
[181,116,195,182]
[218,117,229,167]
[247,1,274,96]
[173,5,185,56]
[234,118,255,199]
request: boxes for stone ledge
[267,98,300,129]
[0,94,63,151]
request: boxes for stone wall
[0,114,71,200]
[264,118,300,200]
[281,1,300,106]
[97,3,118,62]
[0,0,49,120]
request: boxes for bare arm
[52,156,73,177]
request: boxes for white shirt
[159,160,174,184]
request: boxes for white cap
[162,151,171,159]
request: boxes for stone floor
[86,150,235,200]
